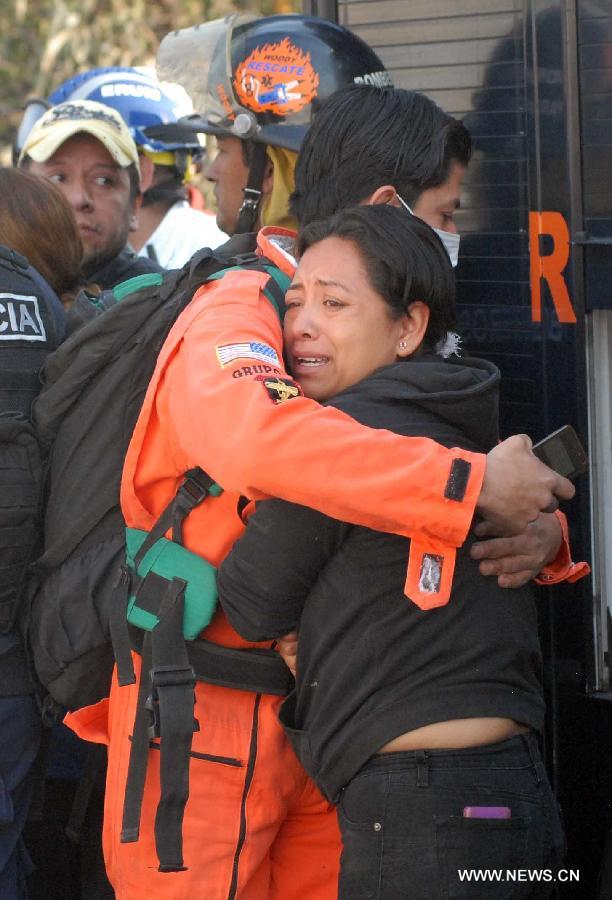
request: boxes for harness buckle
[179,473,213,505]
[145,665,199,740]
[150,664,196,690]
[144,692,160,739]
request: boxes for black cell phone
[532,425,588,480]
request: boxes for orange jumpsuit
[69,226,492,900]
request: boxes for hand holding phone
[480,435,575,536]
[532,425,588,481]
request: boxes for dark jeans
[337,732,565,899]
[0,695,40,900]
[25,735,114,900]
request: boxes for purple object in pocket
[462,806,512,819]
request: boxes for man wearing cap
[40,67,228,268]
[18,99,163,290]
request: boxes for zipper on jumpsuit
[228,694,261,900]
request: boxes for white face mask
[396,194,461,268]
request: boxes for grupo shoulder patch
[0,293,47,342]
[216,340,280,368]
[257,375,302,405]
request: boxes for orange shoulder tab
[404,540,457,610]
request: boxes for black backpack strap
[186,640,293,696]
[121,632,153,845]
[110,468,217,687]
[261,271,288,321]
[109,563,135,687]
[183,233,257,288]
[133,468,217,571]
[121,579,197,872]
[129,630,293,696]
[150,579,197,872]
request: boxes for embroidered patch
[216,341,280,368]
[0,293,46,342]
[231,363,280,379]
[234,38,319,117]
[418,554,443,594]
[44,102,121,131]
[257,375,302,405]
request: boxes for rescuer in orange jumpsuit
[67,14,578,900]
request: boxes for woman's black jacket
[217,355,545,802]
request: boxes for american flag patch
[216,341,280,368]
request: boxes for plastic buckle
[145,699,199,739]
[179,473,213,506]
[150,664,196,690]
[144,693,160,739]
[145,665,199,740]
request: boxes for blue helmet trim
[48,67,201,154]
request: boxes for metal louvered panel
[578,0,612,309]
[338,1,522,115]
[338,0,533,435]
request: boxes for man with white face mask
[294,86,470,265]
[293,84,580,587]
[396,191,461,268]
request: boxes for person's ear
[138,155,155,194]
[396,302,430,357]
[366,184,401,207]
[129,191,143,232]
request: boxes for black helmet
[157,14,392,153]
[158,14,391,233]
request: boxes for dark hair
[296,205,456,351]
[127,163,141,201]
[0,166,84,305]
[292,85,471,226]
[141,165,184,209]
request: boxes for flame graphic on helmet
[234,37,319,117]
